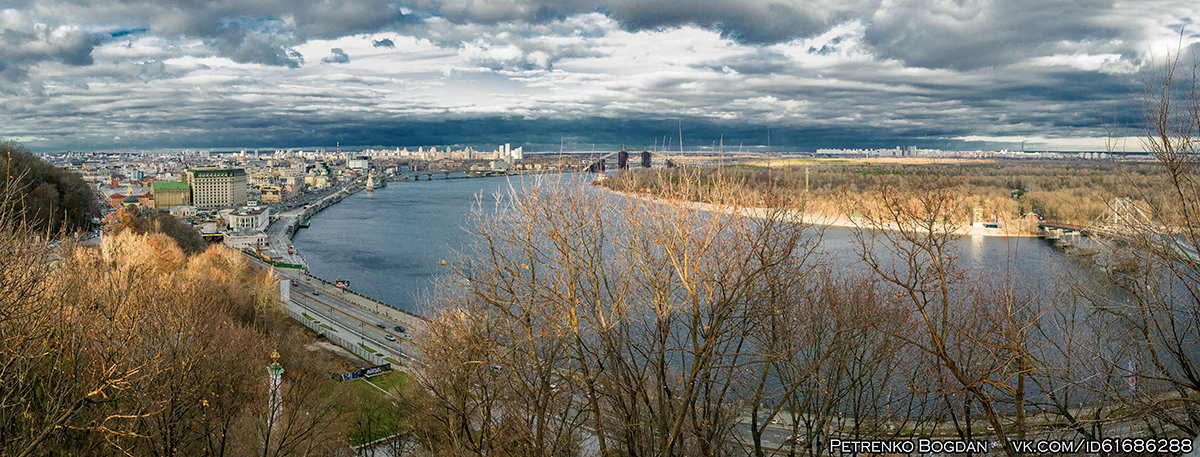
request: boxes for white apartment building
[223,229,267,250]
[224,206,270,231]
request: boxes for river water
[293,173,1107,316]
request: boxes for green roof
[152,181,189,190]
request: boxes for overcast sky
[2,0,1198,152]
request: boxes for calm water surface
[294,174,1097,315]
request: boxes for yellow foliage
[89,230,186,278]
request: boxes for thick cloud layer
[605,0,879,43]
[407,0,879,43]
[0,20,99,83]
[866,0,1137,70]
[0,1,1197,151]
[5,0,408,68]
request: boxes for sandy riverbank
[603,188,1038,238]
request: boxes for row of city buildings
[53,143,537,252]
[57,150,362,251]
[813,146,1117,160]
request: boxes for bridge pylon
[1086,198,1155,236]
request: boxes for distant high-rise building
[186,167,247,207]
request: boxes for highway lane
[239,245,424,366]
[287,278,423,359]
[266,208,305,266]
[286,295,409,365]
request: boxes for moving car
[384,334,397,342]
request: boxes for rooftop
[229,206,267,216]
[152,181,189,191]
[189,167,246,178]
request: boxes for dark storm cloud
[603,0,878,44]
[211,22,305,67]
[0,25,100,82]
[322,48,350,63]
[403,0,593,24]
[863,0,1135,70]
[373,38,395,47]
[22,112,1031,153]
[404,0,877,44]
[289,0,407,38]
[6,0,409,70]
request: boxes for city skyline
[2,1,1198,152]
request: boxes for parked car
[385,334,397,342]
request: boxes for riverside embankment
[271,180,431,322]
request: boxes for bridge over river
[1038,198,1199,262]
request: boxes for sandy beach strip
[602,188,1037,238]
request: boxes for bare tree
[413,171,830,457]
[1088,51,1200,438]
[846,176,1038,456]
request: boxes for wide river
[293,173,1103,316]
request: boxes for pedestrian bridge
[1038,198,1198,262]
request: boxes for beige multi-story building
[260,185,282,203]
[186,168,247,207]
[151,181,190,211]
[304,175,328,189]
